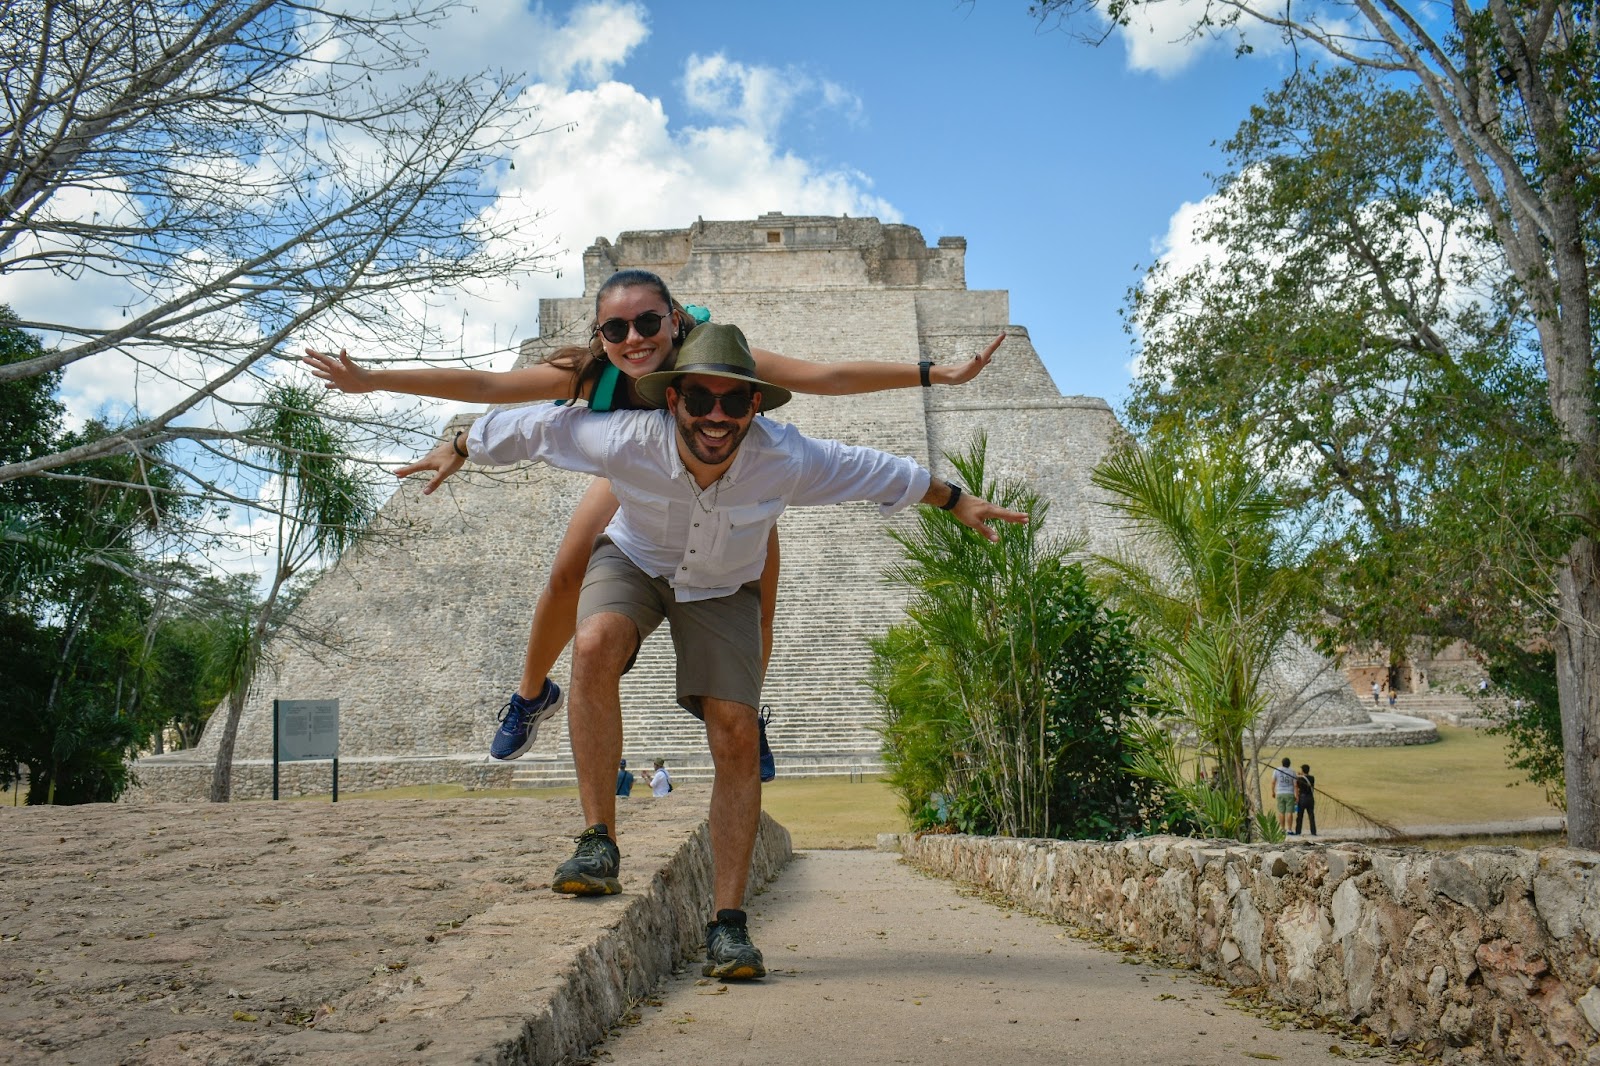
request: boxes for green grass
[760,775,905,849]
[5,726,1562,850]
[1255,725,1562,833]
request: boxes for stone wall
[899,833,1600,1064]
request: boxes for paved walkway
[593,850,1362,1065]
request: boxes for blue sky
[408,0,1301,413]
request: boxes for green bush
[871,439,1163,840]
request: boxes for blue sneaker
[490,679,564,761]
[758,705,775,782]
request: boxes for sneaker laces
[715,919,754,949]
[497,695,527,728]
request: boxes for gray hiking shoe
[703,908,766,980]
[551,824,621,896]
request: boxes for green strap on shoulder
[590,363,620,412]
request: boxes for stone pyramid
[133,213,1371,799]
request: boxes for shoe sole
[490,687,567,762]
[551,872,622,896]
[702,959,766,980]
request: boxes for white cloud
[1150,190,1227,275]
[1100,0,1294,77]
[404,0,651,88]
[369,21,894,390]
[682,51,864,136]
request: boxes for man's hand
[934,332,1005,386]
[304,348,375,393]
[394,436,465,495]
[952,491,1029,542]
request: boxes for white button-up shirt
[467,404,930,601]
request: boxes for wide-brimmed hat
[636,323,792,410]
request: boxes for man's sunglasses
[596,310,671,344]
[679,386,755,419]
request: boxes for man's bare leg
[700,696,766,978]
[549,611,634,895]
[570,612,637,833]
[701,697,761,911]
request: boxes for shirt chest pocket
[715,499,787,570]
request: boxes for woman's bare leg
[759,528,779,679]
[517,479,622,699]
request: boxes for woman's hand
[934,331,1006,386]
[304,348,375,394]
[394,436,465,495]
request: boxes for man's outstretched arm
[394,404,619,495]
[394,434,466,495]
[920,479,1029,542]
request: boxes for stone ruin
[131,213,1392,800]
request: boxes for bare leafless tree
[0,0,557,483]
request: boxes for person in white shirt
[650,759,670,797]
[399,322,1027,980]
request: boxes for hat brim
[636,367,792,410]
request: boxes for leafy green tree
[1027,0,1600,851]
[1486,648,1565,809]
[1092,432,1316,842]
[1122,66,1569,800]
[138,575,257,753]
[871,439,1157,840]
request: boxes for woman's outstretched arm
[749,332,1005,396]
[304,348,576,404]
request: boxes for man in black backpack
[1294,764,1317,837]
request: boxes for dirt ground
[0,796,713,1064]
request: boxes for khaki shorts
[577,538,762,717]
[1277,794,1296,815]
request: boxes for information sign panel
[275,699,339,761]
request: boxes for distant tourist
[1273,757,1298,833]
[1293,764,1317,837]
[616,759,634,797]
[1371,680,1382,705]
[1387,689,1397,708]
[650,759,671,798]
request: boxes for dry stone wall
[901,832,1600,1065]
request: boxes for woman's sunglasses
[680,386,755,419]
[596,310,671,344]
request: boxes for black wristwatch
[940,481,963,510]
[918,359,934,388]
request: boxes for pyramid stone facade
[130,214,1375,800]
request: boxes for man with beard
[400,323,1027,980]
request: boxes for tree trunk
[1557,537,1600,849]
[208,687,247,802]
